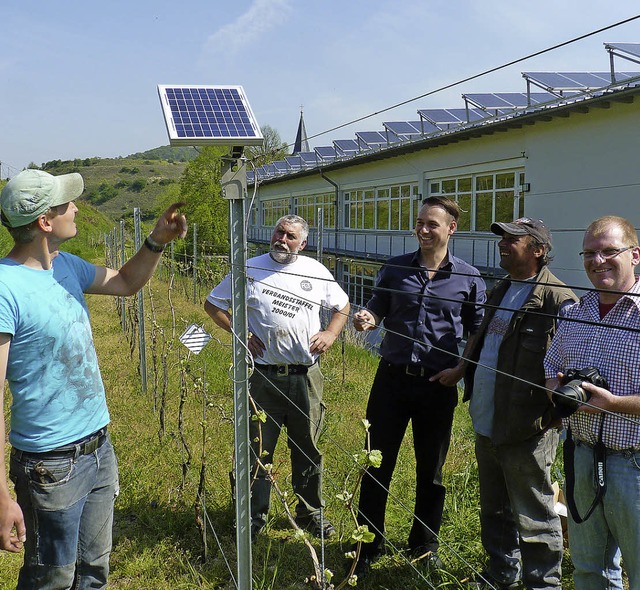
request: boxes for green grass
[1,266,577,590]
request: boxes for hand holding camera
[552,367,609,418]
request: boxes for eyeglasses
[578,246,635,261]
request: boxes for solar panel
[520,72,640,91]
[356,131,389,148]
[606,43,640,60]
[298,151,317,167]
[383,121,423,136]
[418,108,488,126]
[273,161,288,174]
[464,92,559,110]
[334,139,361,154]
[158,85,264,146]
[284,155,303,170]
[315,146,337,161]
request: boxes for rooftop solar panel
[284,155,303,170]
[606,43,640,61]
[158,85,264,146]
[520,72,640,91]
[334,139,360,154]
[315,146,337,161]
[464,92,559,110]
[383,121,423,136]
[356,131,388,147]
[418,108,488,125]
[298,152,317,166]
[273,161,288,173]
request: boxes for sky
[2,1,640,178]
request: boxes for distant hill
[126,145,198,162]
[38,146,192,222]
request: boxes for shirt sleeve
[0,282,17,336]
[544,320,566,379]
[206,273,232,310]
[463,272,487,334]
[62,252,97,292]
[366,264,391,320]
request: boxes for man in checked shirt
[544,215,640,590]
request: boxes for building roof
[248,42,640,186]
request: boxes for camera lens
[552,379,589,417]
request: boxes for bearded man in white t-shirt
[205,215,350,541]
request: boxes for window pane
[364,201,375,229]
[496,173,515,189]
[476,175,493,191]
[376,200,389,229]
[459,177,472,192]
[475,194,492,231]
[518,196,525,218]
[495,191,514,223]
[442,179,456,193]
[391,199,400,230]
[458,194,471,231]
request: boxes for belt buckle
[83,435,100,455]
[276,365,288,376]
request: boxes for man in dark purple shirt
[352,197,486,576]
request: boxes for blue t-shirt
[0,252,109,452]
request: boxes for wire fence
[103,208,638,589]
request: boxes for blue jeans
[9,434,119,590]
[568,441,640,590]
[475,430,563,589]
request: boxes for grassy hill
[24,146,197,223]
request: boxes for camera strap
[564,415,607,524]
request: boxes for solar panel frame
[334,139,361,154]
[158,84,264,146]
[520,72,640,91]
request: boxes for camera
[552,367,609,417]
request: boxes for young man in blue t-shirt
[0,169,187,589]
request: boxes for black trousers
[357,359,458,555]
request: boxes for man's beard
[270,244,298,264]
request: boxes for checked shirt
[544,278,640,450]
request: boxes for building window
[261,198,290,227]
[344,182,419,230]
[294,193,335,228]
[429,170,524,232]
[343,260,379,308]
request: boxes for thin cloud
[204,0,291,56]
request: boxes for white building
[247,43,640,305]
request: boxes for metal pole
[120,220,126,331]
[222,157,252,590]
[317,207,324,262]
[133,208,148,394]
[193,223,198,304]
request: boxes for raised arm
[87,203,187,297]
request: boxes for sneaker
[466,571,520,589]
[294,515,336,538]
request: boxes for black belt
[11,427,108,460]
[383,361,434,378]
[256,363,313,376]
